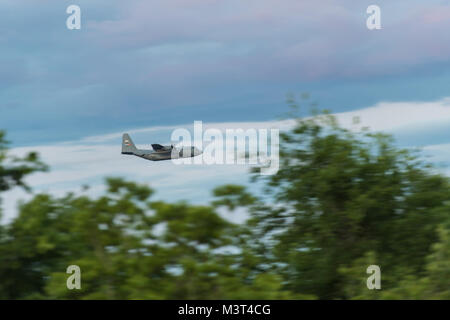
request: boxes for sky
[1,0,450,222]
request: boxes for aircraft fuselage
[121,133,202,161]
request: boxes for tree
[1,95,449,299]
[0,176,298,299]
[214,96,450,299]
[0,131,47,194]
[0,131,47,299]
[424,224,450,299]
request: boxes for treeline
[0,108,449,299]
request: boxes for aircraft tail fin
[122,133,137,154]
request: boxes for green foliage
[215,95,450,299]
[0,99,449,299]
[0,176,297,299]
[0,131,47,194]
[212,185,256,210]
[0,131,47,196]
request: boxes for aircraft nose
[194,147,202,156]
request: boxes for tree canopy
[0,106,448,299]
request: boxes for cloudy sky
[1,0,450,221]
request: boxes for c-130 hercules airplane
[121,133,202,161]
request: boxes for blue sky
[2,0,450,145]
[1,0,450,221]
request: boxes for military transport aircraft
[121,133,202,161]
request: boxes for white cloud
[335,97,450,133]
[3,97,450,223]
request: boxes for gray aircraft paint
[121,133,202,161]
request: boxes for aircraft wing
[151,144,166,151]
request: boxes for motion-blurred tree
[0,176,298,299]
[0,131,47,299]
[214,95,450,299]
[0,95,449,299]
[0,131,47,193]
